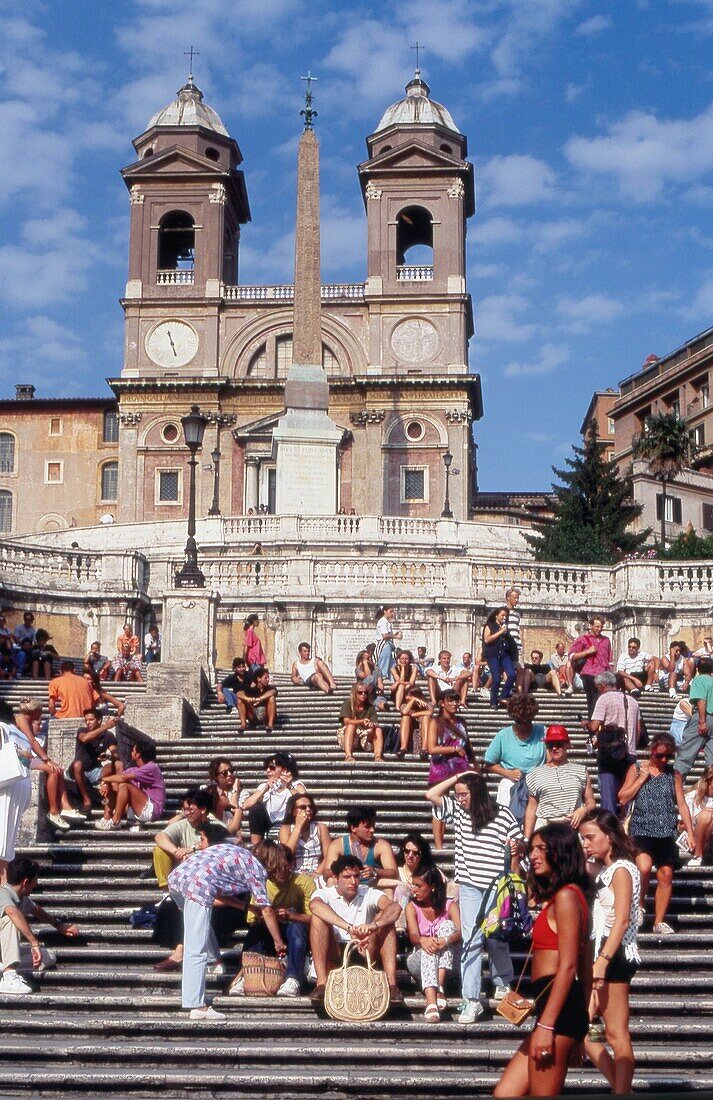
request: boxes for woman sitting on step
[279,793,331,879]
[338,684,385,764]
[405,865,462,1023]
[242,753,306,845]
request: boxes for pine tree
[526,424,649,564]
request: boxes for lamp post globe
[441,450,454,519]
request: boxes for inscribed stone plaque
[276,442,336,515]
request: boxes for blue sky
[1,0,712,491]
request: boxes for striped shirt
[436,796,521,888]
[525,762,588,821]
[506,607,521,657]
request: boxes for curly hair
[506,693,539,724]
[528,822,590,904]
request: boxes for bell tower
[120,76,250,378]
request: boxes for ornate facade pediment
[122,146,230,181]
[360,139,466,173]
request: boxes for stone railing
[156,270,194,285]
[221,514,443,546]
[0,541,148,596]
[396,265,434,281]
[221,283,365,302]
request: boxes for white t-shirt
[312,884,384,942]
[430,665,455,692]
[144,632,162,651]
[685,789,713,824]
[375,617,391,645]
[616,652,651,676]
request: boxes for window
[157,211,195,271]
[664,392,680,418]
[100,462,118,502]
[0,491,11,533]
[693,424,706,448]
[45,461,63,484]
[703,503,713,532]
[161,423,180,443]
[322,345,337,374]
[276,336,293,377]
[607,417,615,435]
[405,420,425,441]
[157,469,180,503]
[401,466,428,503]
[656,493,682,524]
[49,417,62,436]
[0,433,15,474]
[701,381,710,409]
[396,206,434,268]
[103,410,119,443]
[247,344,269,378]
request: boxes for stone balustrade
[221,283,366,302]
[155,270,194,285]
[0,541,148,595]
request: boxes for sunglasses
[217,769,234,777]
[653,752,673,761]
[404,847,421,856]
[266,764,279,771]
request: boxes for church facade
[0,74,482,537]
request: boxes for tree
[526,424,649,564]
[633,411,696,549]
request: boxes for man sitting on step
[70,707,121,815]
[309,853,403,1005]
[152,788,226,889]
[0,858,78,997]
[236,665,278,735]
[324,806,398,893]
[290,642,337,695]
[217,657,249,714]
[96,739,165,830]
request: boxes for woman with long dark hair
[579,810,640,1095]
[495,823,591,1097]
[279,792,331,878]
[482,607,516,709]
[405,865,462,1022]
[243,614,266,670]
[374,605,402,681]
[426,771,520,1025]
[426,690,477,849]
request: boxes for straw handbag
[238,951,286,996]
[324,943,390,1022]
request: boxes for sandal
[436,987,447,1011]
[424,1004,441,1023]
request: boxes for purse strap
[513,908,556,1004]
[342,940,375,972]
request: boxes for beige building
[0,74,483,537]
[580,388,618,461]
[584,328,713,539]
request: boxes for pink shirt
[244,627,266,666]
[569,632,612,677]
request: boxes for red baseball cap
[544,725,569,744]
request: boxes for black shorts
[632,835,680,869]
[602,945,637,984]
[531,975,588,1042]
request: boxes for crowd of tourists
[1,600,713,1096]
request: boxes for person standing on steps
[243,614,266,671]
[481,608,516,709]
[568,616,612,718]
[374,605,402,682]
[168,839,286,1021]
[674,657,713,791]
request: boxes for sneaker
[669,688,678,699]
[653,921,675,935]
[228,975,245,997]
[210,962,226,976]
[644,684,654,692]
[59,808,87,822]
[455,999,484,1025]
[493,985,512,1003]
[276,977,300,998]
[563,686,573,696]
[188,1006,226,1021]
[47,812,70,832]
[637,907,645,928]
[630,688,641,698]
[688,856,703,867]
[0,971,32,996]
[95,818,122,831]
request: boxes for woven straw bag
[323,943,390,1022]
[238,950,286,996]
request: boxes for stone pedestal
[162,589,219,669]
[273,365,342,515]
[123,662,209,741]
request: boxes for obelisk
[273,74,342,515]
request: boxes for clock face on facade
[145,320,199,368]
[390,318,439,363]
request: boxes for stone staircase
[1,676,712,1096]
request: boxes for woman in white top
[241,752,307,845]
[669,697,692,745]
[279,793,331,878]
[0,702,33,873]
[374,605,401,681]
[684,765,713,866]
[579,809,641,1096]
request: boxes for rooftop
[145,79,229,136]
[375,73,460,134]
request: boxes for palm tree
[633,411,696,548]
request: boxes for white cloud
[557,293,625,330]
[533,218,588,251]
[476,294,538,343]
[479,154,557,206]
[476,216,524,247]
[0,315,88,387]
[574,15,613,35]
[566,81,588,103]
[565,102,713,201]
[503,343,569,377]
[489,0,585,78]
[0,209,97,309]
[686,271,713,316]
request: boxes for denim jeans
[222,687,237,710]
[170,891,220,1009]
[145,650,161,664]
[243,919,307,982]
[486,653,516,707]
[598,757,633,815]
[376,641,395,680]
[675,715,713,781]
[459,882,514,1001]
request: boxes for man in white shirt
[426,651,470,706]
[144,626,162,664]
[290,642,336,695]
[309,854,402,1003]
[616,636,656,695]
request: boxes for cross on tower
[300,71,318,130]
[411,41,424,74]
[184,46,199,82]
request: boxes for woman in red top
[243,614,266,669]
[495,823,591,1097]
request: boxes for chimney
[15,384,35,400]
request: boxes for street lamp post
[441,450,453,518]
[175,405,209,588]
[208,446,221,517]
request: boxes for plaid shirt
[168,842,269,909]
